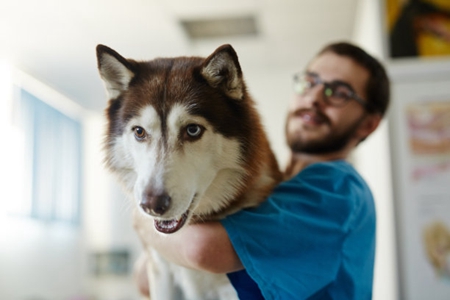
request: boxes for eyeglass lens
[295,74,354,104]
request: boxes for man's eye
[331,85,353,99]
[294,82,308,94]
[304,76,316,88]
[133,126,147,141]
[294,76,314,94]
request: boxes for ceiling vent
[181,15,258,40]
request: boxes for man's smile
[292,109,329,127]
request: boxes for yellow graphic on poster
[386,0,450,58]
[423,221,450,279]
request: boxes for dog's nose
[140,192,171,216]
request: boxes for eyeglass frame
[292,71,373,111]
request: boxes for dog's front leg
[133,252,151,299]
[149,249,176,300]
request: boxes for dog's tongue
[154,212,188,234]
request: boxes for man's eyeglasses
[293,72,372,110]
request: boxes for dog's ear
[201,44,244,100]
[96,44,136,99]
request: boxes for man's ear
[356,113,382,141]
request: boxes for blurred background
[1,0,450,299]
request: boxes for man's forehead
[307,53,364,78]
[306,52,369,95]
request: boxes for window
[10,88,83,224]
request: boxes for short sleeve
[221,161,367,300]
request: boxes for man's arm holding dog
[148,222,243,273]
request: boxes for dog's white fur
[123,104,246,221]
[124,104,244,299]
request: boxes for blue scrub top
[222,160,376,300]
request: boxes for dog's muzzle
[140,191,189,234]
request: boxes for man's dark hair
[318,42,390,116]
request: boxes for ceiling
[0,0,359,112]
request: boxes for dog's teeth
[154,212,189,234]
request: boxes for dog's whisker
[122,200,134,214]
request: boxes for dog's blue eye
[186,124,203,137]
[133,126,147,141]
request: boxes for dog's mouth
[154,210,189,234]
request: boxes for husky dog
[96,44,282,299]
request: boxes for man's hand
[134,211,243,274]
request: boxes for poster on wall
[406,101,450,278]
[389,80,450,300]
[385,0,450,58]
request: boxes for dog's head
[97,44,256,234]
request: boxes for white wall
[352,1,398,300]
[244,67,293,168]
[0,218,87,300]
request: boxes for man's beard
[285,112,365,155]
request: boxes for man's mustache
[290,108,330,125]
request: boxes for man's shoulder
[293,160,367,191]
[286,160,374,212]
[302,160,356,175]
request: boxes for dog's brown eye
[185,124,204,140]
[133,126,147,141]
